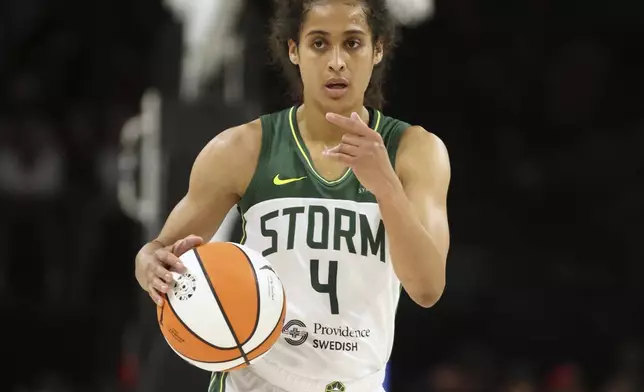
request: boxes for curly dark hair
[269,0,398,110]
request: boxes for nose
[327,45,346,72]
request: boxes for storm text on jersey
[258,204,386,263]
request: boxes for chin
[319,96,361,114]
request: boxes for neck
[297,101,369,147]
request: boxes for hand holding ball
[157,242,286,372]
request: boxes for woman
[135,1,451,391]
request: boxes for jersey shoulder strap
[373,109,411,169]
[238,107,290,212]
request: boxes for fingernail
[161,284,168,292]
[165,273,172,281]
[157,299,163,306]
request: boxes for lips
[324,78,350,99]
[325,78,349,89]
[326,82,348,89]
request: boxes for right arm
[135,120,262,305]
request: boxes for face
[289,0,383,112]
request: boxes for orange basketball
[157,242,286,371]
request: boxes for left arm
[324,113,451,308]
[377,126,450,308]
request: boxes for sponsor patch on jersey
[281,319,370,352]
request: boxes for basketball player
[134,0,450,391]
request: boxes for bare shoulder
[397,125,449,158]
[210,119,262,151]
[395,125,451,184]
[190,118,263,197]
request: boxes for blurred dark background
[1,0,643,391]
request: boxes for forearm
[376,183,446,306]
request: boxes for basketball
[156,242,286,372]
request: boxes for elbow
[406,280,445,308]
[396,252,448,308]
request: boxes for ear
[373,40,384,66]
[288,39,299,65]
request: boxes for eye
[346,39,361,49]
[312,39,325,50]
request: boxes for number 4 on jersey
[310,259,339,315]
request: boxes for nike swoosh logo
[273,174,307,186]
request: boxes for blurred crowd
[0,0,166,390]
[1,0,643,391]
[386,1,644,391]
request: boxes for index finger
[325,112,373,136]
[154,248,186,273]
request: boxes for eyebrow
[305,29,367,37]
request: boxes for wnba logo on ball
[282,319,308,346]
[173,273,197,301]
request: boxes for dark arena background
[1,0,644,391]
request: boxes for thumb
[184,234,204,247]
[322,143,342,156]
[172,235,204,256]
